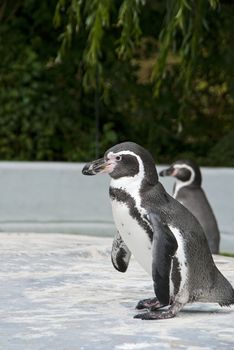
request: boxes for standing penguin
[82,142,233,320]
[159,160,220,254]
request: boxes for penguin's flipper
[149,212,178,305]
[111,231,131,273]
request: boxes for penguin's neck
[173,177,195,198]
[110,173,143,207]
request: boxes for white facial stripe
[107,150,145,182]
[109,150,144,193]
[173,164,195,198]
[107,151,118,160]
[107,150,139,160]
[101,151,122,174]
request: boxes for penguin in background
[82,142,233,320]
[159,160,220,254]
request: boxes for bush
[208,130,234,167]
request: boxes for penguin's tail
[218,288,234,307]
[214,270,234,307]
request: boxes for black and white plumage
[82,142,234,320]
[159,159,220,254]
[111,231,131,273]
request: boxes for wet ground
[0,233,234,350]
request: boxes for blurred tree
[0,0,96,160]
[53,0,234,164]
[0,0,233,164]
[54,0,221,94]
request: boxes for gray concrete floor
[0,233,234,350]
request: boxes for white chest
[111,199,152,275]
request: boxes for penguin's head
[82,141,158,185]
[159,159,202,186]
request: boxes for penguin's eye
[116,155,122,161]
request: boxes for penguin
[82,142,234,320]
[159,160,220,254]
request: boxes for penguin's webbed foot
[134,301,184,320]
[136,297,165,310]
[134,309,175,320]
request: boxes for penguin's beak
[159,166,176,177]
[82,157,112,176]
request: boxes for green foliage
[220,252,234,258]
[54,0,113,89]
[208,130,234,167]
[116,0,143,59]
[0,1,94,161]
[54,0,220,96]
[0,0,233,164]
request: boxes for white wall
[0,162,233,252]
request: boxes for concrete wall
[0,162,233,252]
